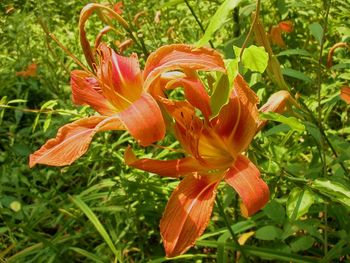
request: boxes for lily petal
[143,44,226,94]
[118,92,165,146]
[270,26,286,48]
[160,173,222,257]
[257,90,294,131]
[29,116,124,167]
[164,75,212,120]
[124,147,205,177]
[159,98,203,158]
[224,155,269,217]
[71,70,116,115]
[340,86,350,104]
[215,75,259,156]
[97,43,143,110]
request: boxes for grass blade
[69,195,122,262]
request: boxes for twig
[184,0,215,48]
[239,0,261,60]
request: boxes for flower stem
[184,0,214,49]
[239,0,261,60]
[216,197,249,262]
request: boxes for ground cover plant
[1,0,350,262]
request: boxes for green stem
[239,0,261,60]
[299,99,347,174]
[0,104,80,116]
[316,1,331,255]
[184,0,215,48]
[216,197,249,262]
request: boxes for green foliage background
[0,0,349,262]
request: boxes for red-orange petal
[118,92,165,146]
[143,44,226,94]
[270,26,286,48]
[71,70,116,116]
[224,155,269,217]
[96,43,143,110]
[124,147,205,178]
[278,21,293,33]
[165,75,212,121]
[257,90,292,131]
[214,74,259,156]
[160,173,222,257]
[340,86,350,104]
[159,98,204,158]
[29,116,124,167]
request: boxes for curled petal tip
[225,155,270,217]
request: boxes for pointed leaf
[210,74,230,118]
[70,195,121,260]
[259,111,305,131]
[311,178,350,208]
[196,0,242,47]
[309,22,324,44]
[286,187,315,220]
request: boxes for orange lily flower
[126,73,271,257]
[29,44,226,168]
[29,43,165,167]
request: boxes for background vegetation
[0,0,349,262]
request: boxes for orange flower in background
[126,72,271,257]
[278,20,293,33]
[113,1,123,14]
[340,86,350,104]
[270,20,293,48]
[29,43,165,167]
[16,63,38,78]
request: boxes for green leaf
[309,22,324,44]
[8,99,27,104]
[264,124,291,136]
[41,100,58,110]
[286,187,315,220]
[321,239,348,263]
[260,112,305,131]
[263,200,285,224]
[255,225,283,240]
[305,122,322,144]
[210,74,230,118]
[277,49,311,57]
[290,236,315,252]
[70,195,122,261]
[197,0,241,47]
[242,45,269,73]
[225,58,239,86]
[69,247,105,263]
[311,178,350,208]
[43,113,52,132]
[281,68,312,82]
[217,232,231,263]
[196,241,318,262]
